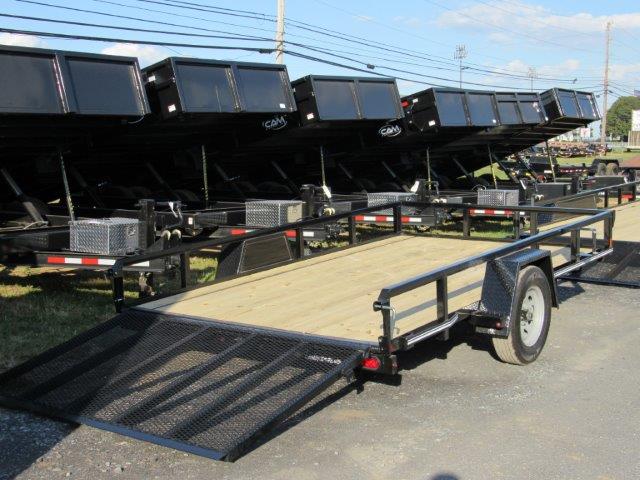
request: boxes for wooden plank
[141,235,570,342]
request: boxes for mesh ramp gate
[0,310,365,461]
[560,241,640,288]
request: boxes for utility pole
[454,44,467,88]
[527,66,537,91]
[600,21,612,148]
[275,0,285,64]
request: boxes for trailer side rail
[373,207,614,352]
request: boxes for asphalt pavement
[1,282,639,480]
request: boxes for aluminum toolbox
[367,192,418,214]
[0,45,149,117]
[292,75,403,125]
[142,57,296,119]
[477,189,519,207]
[70,218,140,255]
[245,200,303,227]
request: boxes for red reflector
[401,100,410,108]
[285,230,296,238]
[82,258,99,265]
[230,229,247,235]
[361,357,381,370]
[47,256,66,264]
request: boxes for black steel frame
[110,199,615,352]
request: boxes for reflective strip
[47,257,122,266]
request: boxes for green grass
[0,254,219,372]
[0,266,122,371]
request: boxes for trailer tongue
[0,309,364,461]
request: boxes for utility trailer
[0,199,627,462]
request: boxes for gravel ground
[1,282,639,480]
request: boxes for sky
[1,0,639,113]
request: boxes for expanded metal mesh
[367,192,418,215]
[0,310,362,460]
[477,189,519,207]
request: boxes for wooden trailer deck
[540,201,639,241]
[140,236,570,342]
[611,201,640,241]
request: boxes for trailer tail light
[401,100,410,108]
[361,356,381,371]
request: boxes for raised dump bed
[143,57,296,120]
[0,45,149,120]
[293,75,403,126]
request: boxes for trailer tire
[491,265,551,365]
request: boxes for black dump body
[248,75,403,149]
[0,45,149,140]
[204,75,405,195]
[0,45,150,204]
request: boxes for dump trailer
[3,196,636,462]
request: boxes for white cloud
[393,15,426,29]
[436,1,640,34]
[101,43,168,67]
[609,63,640,82]
[354,14,375,22]
[487,32,512,44]
[0,33,46,48]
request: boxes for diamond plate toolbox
[69,217,140,255]
[367,192,418,214]
[245,200,303,227]
[477,189,519,207]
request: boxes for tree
[606,96,640,138]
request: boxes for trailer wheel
[492,266,551,365]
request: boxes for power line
[422,0,596,54]
[14,0,582,84]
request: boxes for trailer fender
[216,232,293,279]
[476,249,558,337]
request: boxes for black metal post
[570,230,581,262]
[617,187,623,205]
[604,211,614,247]
[137,199,156,248]
[296,227,305,258]
[530,211,539,249]
[604,189,609,208]
[570,175,581,194]
[436,276,449,341]
[300,184,315,218]
[179,252,190,289]
[462,208,470,237]
[348,215,356,245]
[512,211,521,239]
[393,205,402,233]
[436,276,448,322]
[112,273,125,313]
